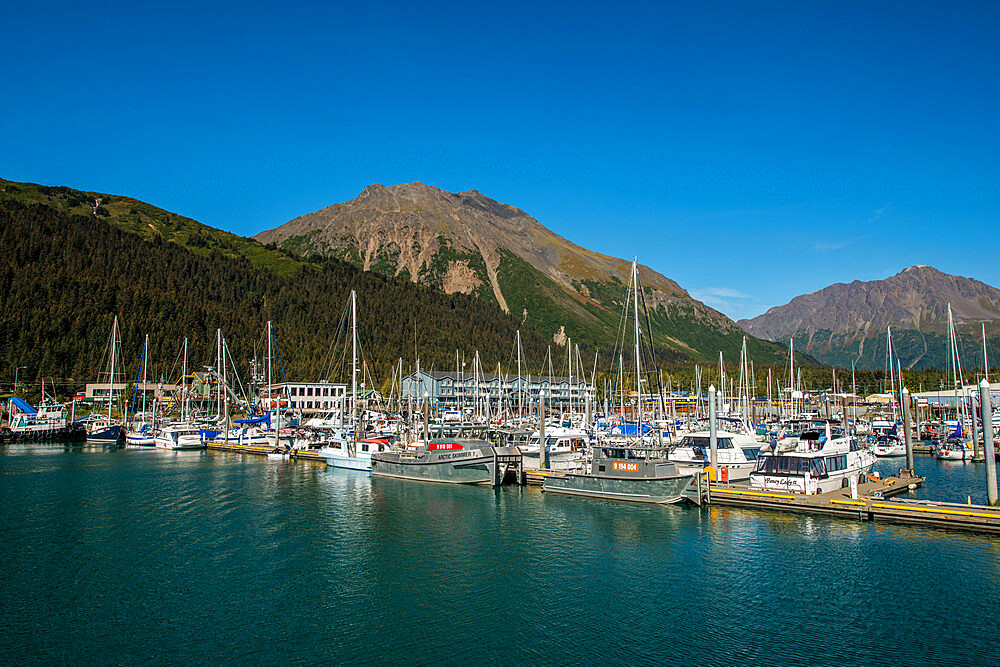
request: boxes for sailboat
[124,334,157,446]
[937,305,973,461]
[154,337,204,450]
[320,291,389,470]
[86,316,126,444]
[543,259,695,503]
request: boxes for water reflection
[2,443,1000,665]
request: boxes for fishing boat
[751,424,876,494]
[320,436,390,471]
[543,442,695,503]
[371,438,516,484]
[542,259,695,504]
[1,396,86,442]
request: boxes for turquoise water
[2,444,999,665]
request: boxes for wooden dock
[529,468,1000,533]
[704,476,1000,533]
[205,440,325,462]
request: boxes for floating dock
[531,469,1000,533]
[205,440,325,462]
[707,478,1000,533]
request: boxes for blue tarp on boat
[8,397,37,415]
[611,423,652,436]
[234,413,271,427]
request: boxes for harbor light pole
[980,379,998,506]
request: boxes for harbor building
[260,381,347,415]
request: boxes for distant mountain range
[254,182,792,364]
[739,265,1000,370]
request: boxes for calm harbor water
[2,443,999,665]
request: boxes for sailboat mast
[351,290,358,444]
[789,338,794,420]
[948,304,959,425]
[516,330,523,418]
[267,321,273,413]
[887,326,898,422]
[632,260,642,439]
[216,328,222,417]
[108,316,118,423]
[182,337,188,422]
[141,334,148,418]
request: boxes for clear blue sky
[2,1,997,320]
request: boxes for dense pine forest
[0,198,554,393]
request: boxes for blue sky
[2,1,997,320]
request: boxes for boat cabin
[591,445,680,479]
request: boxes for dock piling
[981,380,998,506]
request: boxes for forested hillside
[0,198,552,388]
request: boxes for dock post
[902,387,914,473]
[538,390,546,470]
[980,380,998,505]
[708,384,718,470]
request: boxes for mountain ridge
[254,182,790,364]
[739,265,1000,369]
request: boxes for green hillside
[0,185,553,388]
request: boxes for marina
[2,439,1000,665]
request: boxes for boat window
[742,448,759,460]
[756,457,776,473]
[811,459,826,476]
[361,443,369,452]
[776,456,791,473]
[824,455,847,472]
[682,437,734,449]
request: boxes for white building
[261,381,347,415]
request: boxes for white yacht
[872,436,906,457]
[319,435,390,471]
[519,425,588,471]
[154,424,204,450]
[936,441,974,460]
[668,429,759,481]
[751,424,876,494]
